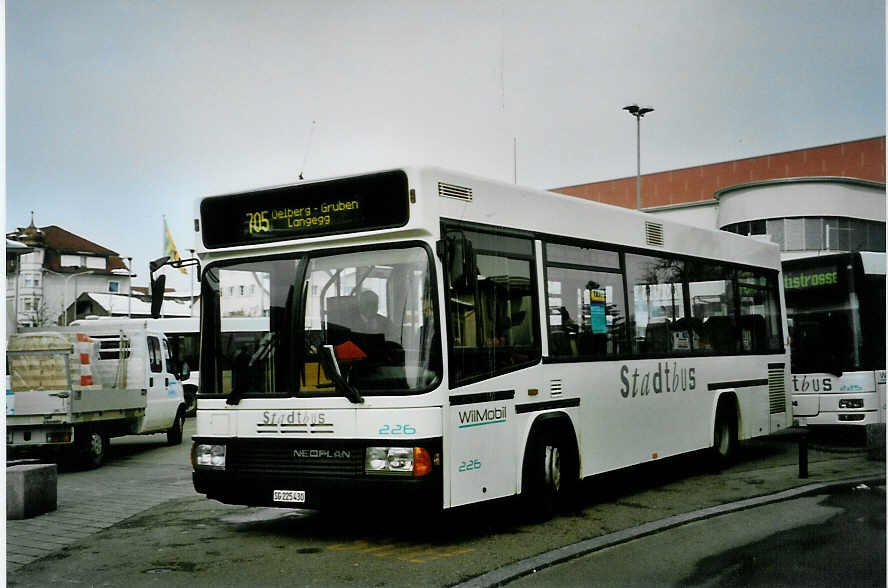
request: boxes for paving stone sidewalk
[6,430,197,573]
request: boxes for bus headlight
[365,447,432,477]
[194,444,226,469]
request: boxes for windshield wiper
[319,345,364,404]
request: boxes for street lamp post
[622,104,654,210]
[127,257,133,318]
[188,249,195,317]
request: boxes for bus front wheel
[522,429,577,521]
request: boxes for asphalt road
[508,485,886,587]
[5,422,886,587]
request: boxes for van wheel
[167,410,185,446]
[184,386,198,417]
[712,404,738,467]
[80,429,108,469]
[522,429,577,521]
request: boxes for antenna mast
[298,120,317,180]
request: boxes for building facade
[552,137,886,260]
[6,217,133,328]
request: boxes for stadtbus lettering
[619,362,696,398]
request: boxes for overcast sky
[6,0,885,291]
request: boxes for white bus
[784,252,886,427]
[183,167,791,517]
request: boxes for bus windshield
[200,244,441,399]
[785,254,886,374]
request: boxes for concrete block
[866,423,886,461]
[6,463,58,519]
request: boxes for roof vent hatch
[438,182,473,202]
[645,221,664,247]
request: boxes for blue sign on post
[589,289,607,334]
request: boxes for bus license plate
[273,490,306,503]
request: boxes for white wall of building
[716,179,885,227]
[646,178,886,261]
[642,201,719,229]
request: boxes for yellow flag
[163,218,187,274]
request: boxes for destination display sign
[783,265,842,291]
[200,170,409,248]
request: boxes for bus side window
[445,227,539,384]
[544,259,626,360]
[738,270,783,353]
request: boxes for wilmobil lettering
[458,405,507,426]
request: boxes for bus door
[442,227,540,507]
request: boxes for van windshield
[199,244,441,399]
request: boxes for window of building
[784,218,804,251]
[804,218,823,251]
[60,254,107,269]
[728,217,885,254]
[766,219,784,248]
[108,281,120,293]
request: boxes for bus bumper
[796,411,881,426]
[192,469,442,509]
[191,436,443,510]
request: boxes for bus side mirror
[149,255,201,319]
[150,274,166,319]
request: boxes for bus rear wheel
[712,404,738,467]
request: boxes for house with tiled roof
[6,215,136,327]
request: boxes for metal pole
[798,432,809,478]
[127,257,133,318]
[623,104,653,211]
[513,137,518,184]
[188,249,195,317]
[636,114,641,210]
[14,263,22,331]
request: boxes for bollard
[798,432,808,479]
[7,463,58,519]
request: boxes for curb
[453,475,885,588]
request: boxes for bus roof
[782,251,886,276]
[196,165,783,270]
